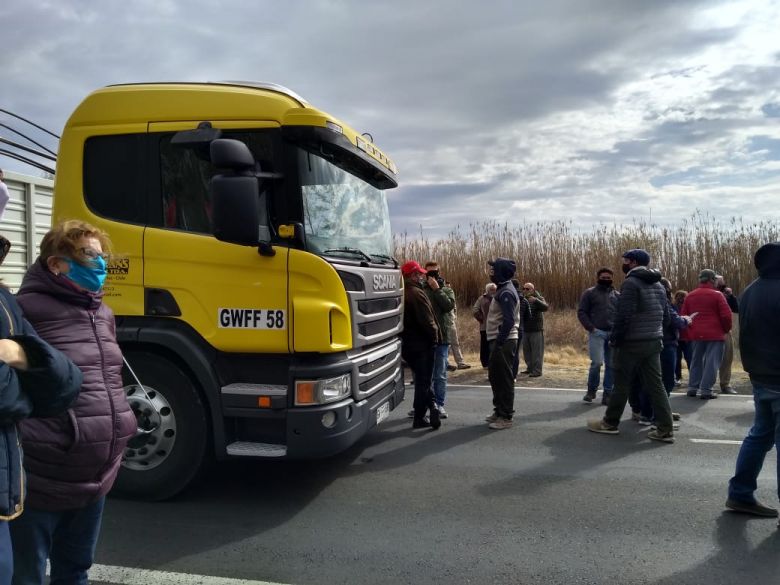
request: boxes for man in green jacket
[424,261,456,418]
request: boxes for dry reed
[395,213,779,310]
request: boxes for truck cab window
[159,137,216,234]
[158,131,277,235]
[84,134,147,223]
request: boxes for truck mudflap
[285,368,404,458]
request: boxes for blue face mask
[64,256,107,292]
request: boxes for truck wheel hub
[122,384,177,471]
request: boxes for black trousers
[489,339,516,419]
[402,347,436,419]
[479,331,490,367]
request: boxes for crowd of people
[2,214,779,583]
[402,244,780,525]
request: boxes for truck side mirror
[210,139,270,252]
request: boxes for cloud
[2,0,778,237]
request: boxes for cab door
[144,121,290,354]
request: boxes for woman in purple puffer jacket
[10,220,137,585]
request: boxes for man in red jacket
[681,269,733,399]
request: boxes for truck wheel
[113,351,210,501]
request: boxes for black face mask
[621,264,631,274]
[597,278,613,287]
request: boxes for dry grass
[396,213,779,309]
[453,308,590,367]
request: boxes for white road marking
[87,564,291,585]
[449,384,750,398]
[689,438,744,445]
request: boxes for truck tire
[113,351,210,501]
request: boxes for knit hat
[622,248,651,266]
[698,269,717,283]
[401,260,426,277]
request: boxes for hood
[754,242,780,278]
[18,258,104,310]
[489,258,516,284]
[627,266,661,284]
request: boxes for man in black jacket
[400,260,442,431]
[578,268,618,404]
[726,242,780,522]
[587,249,674,443]
[715,274,739,394]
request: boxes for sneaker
[488,417,513,430]
[650,422,681,431]
[587,419,619,434]
[529,373,541,378]
[412,417,431,429]
[700,393,718,400]
[672,412,681,421]
[721,386,738,395]
[725,499,779,517]
[520,370,531,374]
[583,393,595,403]
[631,411,641,422]
[438,407,448,419]
[686,390,698,398]
[429,406,441,430]
[485,412,499,423]
[647,429,674,443]
[446,364,457,372]
[675,379,682,387]
[637,416,653,426]
[407,409,415,418]
[457,363,472,370]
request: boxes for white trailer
[0,171,54,291]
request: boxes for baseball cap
[401,260,427,277]
[622,248,651,266]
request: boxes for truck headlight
[295,373,351,406]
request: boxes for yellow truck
[52,82,404,499]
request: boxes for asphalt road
[93,384,779,585]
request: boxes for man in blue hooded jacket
[484,258,520,430]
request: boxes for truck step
[226,441,287,458]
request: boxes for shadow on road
[652,512,780,585]
[100,408,490,569]
[476,425,661,498]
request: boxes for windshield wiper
[369,253,398,268]
[323,247,373,263]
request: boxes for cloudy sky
[2,0,779,236]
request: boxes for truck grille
[352,340,401,400]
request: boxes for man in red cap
[400,261,442,430]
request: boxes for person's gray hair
[485,283,497,294]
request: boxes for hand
[528,296,536,303]
[682,315,693,325]
[0,339,29,370]
[426,276,440,290]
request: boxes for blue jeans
[10,497,105,585]
[728,384,780,504]
[687,340,725,396]
[1,521,11,585]
[432,343,450,407]
[587,330,613,394]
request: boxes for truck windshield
[298,149,393,261]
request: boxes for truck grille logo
[372,273,398,292]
